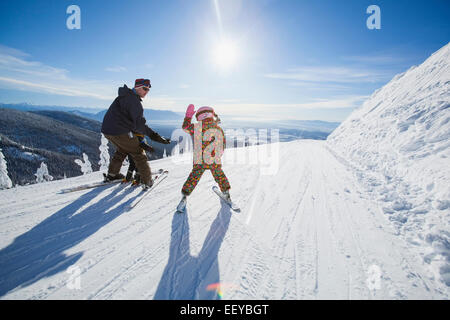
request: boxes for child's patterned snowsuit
[181,117,231,196]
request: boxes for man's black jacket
[101,85,167,143]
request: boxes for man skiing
[101,78,170,189]
[124,134,154,184]
[178,104,231,207]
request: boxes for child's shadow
[154,201,232,300]
[0,185,141,297]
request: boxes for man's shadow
[0,184,142,297]
[154,201,232,300]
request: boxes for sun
[213,39,239,71]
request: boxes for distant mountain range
[0,108,175,186]
[0,103,341,185]
[220,118,340,142]
[0,108,103,185]
[0,102,184,122]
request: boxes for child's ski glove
[185,104,196,119]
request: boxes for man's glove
[161,137,171,144]
[139,139,155,153]
[141,143,154,153]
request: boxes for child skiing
[177,104,231,212]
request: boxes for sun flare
[213,39,239,71]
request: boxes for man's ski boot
[131,173,142,186]
[142,178,154,191]
[104,172,125,182]
[123,170,134,183]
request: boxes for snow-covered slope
[328,43,450,289]
[1,45,449,299]
[0,140,448,299]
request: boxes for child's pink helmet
[195,106,215,121]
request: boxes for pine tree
[74,153,93,175]
[98,134,110,171]
[0,148,13,189]
[35,162,54,183]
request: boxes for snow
[0,43,449,300]
[328,42,450,291]
[0,148,12,189]
[5,147,46,162]
[98,134,110,171]
[59,145,81,154]
[74,153,93,175]
[34,162,53,183]
[0,139,447,299]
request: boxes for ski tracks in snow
[221,140,442,299]
[0,141,446,299]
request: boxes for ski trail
[0,141,446,299]
[221,140,441,299]
[311,145,370,299]
[311,142,437,299]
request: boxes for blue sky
[0,0,448,121]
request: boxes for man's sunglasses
[142,87,150,92]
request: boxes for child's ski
[176,196,187,213]
[212,186,240,212]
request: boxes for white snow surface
[328,43,450,290]
[0,140,448,299]
[1,44,449,300]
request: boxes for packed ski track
[0,140,447,299]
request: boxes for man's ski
[60,179,122,194]
[128,170,169,209]
[212,186,240,212]
[60,169,164,194]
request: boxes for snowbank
[327,43,450,288]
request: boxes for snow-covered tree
[0,148,13,189]
[35,162,53,183]
[98,134,110,171]
[74,153,92,175]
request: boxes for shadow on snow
[0,184,142,297]
[154,200,232,300]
